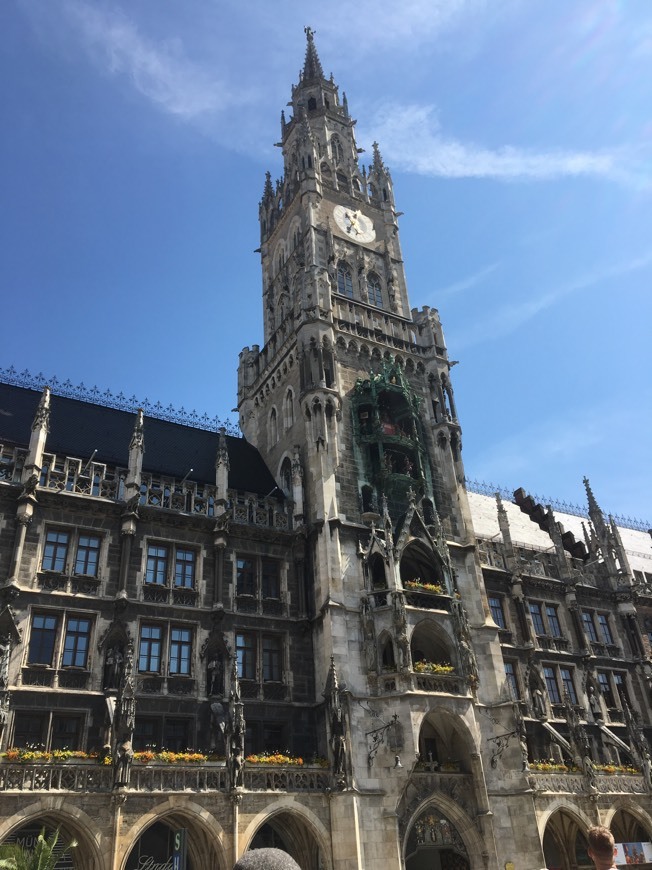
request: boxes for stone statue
[104,647,124,690]
[207,653,224,696]
[532,688,546,719]
[331,707,347,777]
[114,739,134,787]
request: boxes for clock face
[333,205,376,244]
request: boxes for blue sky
[2,0,651,521]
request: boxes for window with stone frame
[504,660,520,700]
[27,611,94,672]
[61,616,92,668]
[529,601,563,638]
[596,613,614,645]
[236,632,257,680]
[262,635,283,682]
[137,623,194,677]
[133,716,194,752]
[236,632,286,695]
[488,596,506,629]
[597,671,616,708]
[235,555,283,612]
[337,263,354,298]
[11,710,84,751]
[542,666,562,704]
[41,527,102,577]
[543,664,577,706]
[582,610,599,643]
[366,272,383,308]
[144,542,197,589]
[28,614,59,665]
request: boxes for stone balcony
[528,770,646,796]
[0,762,330,794]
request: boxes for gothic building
[0,29,651,870]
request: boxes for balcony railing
[403,588,451,612]
[0,762,329,794]
[528,770,645,795]
[411,671,465,694]
[36,571,101,596]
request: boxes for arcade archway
[246,810,323,870]
[405,809,470,870]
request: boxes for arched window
[331,135,343,165]
[367,273,382,307]
[280,457,292,496]
[337,264,353,298]
[307,96,316,111]
[269,408,278,446]
[336,171,347,189]
[284,389,294,430]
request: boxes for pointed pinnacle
[371,141,385,173]
[302,25,324,82]
[583,476,602,515]
[263,170,274,200]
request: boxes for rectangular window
[597,671,615,707]
[74,535,101,576]
[51,715,82,751]
[28,614,59,665]
[597,613,614,645]
[613,672,629,705]
[262,560,280,599]
[146,545,169,585]
[174,549,195,588]
[582,611,598,643]
[489,596,506,629]
[42,530,70,572]
[236,558,255,596]
[12,712,47,748]
[504,661,520,700]
[263,723,285,751]
[559,668,577,704]
[545,605,562,637]
[61,617,91,668]
[164,719,190,752]
[139,624,163,673]
[262,636,282,682]
[529,603,545,636]
[236,633,256,680]
[169,627,192,675]
[134,718,159,751]
[543,666,561,704]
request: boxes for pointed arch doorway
[405,810,470,870]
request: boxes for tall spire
[302,26,324,82]
[583,476,607,539]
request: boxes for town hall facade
[0,29,651,870]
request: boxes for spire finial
[302,25,324,82]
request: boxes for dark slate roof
[0,382,278,496]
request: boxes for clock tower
[238,29,503,870]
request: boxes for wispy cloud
[365,103,622,181]
[435,262,500,299]
[469,403,609,482]
[451,251,652,349]
[61,0,239,119]
[318,0,509,50]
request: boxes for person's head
[233,848,301,870]
[587,826,616,867]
